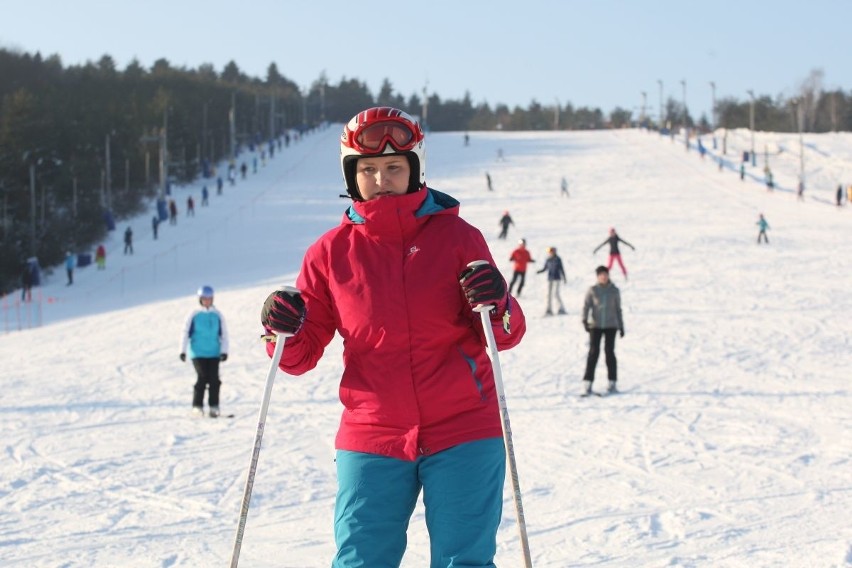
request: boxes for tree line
[1,47,849,294]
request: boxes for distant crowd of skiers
[20,141,287,299]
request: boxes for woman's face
[355,155,411,200]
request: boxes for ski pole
[229,287,297,568]
[469,266,533,567]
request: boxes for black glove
[261,287,306,335]
[179,353,186,362]
[220,353,228,362]
[583,321,591,333]
[619,328,625,338]
[459,262,507,312]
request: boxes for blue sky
[1,0,848,123]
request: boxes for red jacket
[271,188,526,461]
[510,246,533,272]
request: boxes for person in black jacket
[20,262,34,302]
[497,210,513,239]
[593,227,635,280]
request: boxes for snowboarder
[123,226,134,255]
[756,213,770,244]
[95,244,106,270]
[537,246,567,315]
[508,238,535,297]
[64,251,76,286]
[593,227,635,280]
[260,106,526,567]
[498,210,514,239]
[581,265,624,396]
[179,285,229,417]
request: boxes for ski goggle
[346,119,420,154]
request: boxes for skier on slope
[498,209,514,239]
[581,265,624,396]
[180,286,229,417]
[508,238,535,297]
[756,213,770,244]
[260,106,527,567]
[537,246,567,315]
[593,227,635,280]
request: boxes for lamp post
[657,79,663,130]
[301,87,308,128]
[747,90,756,166]
[681,79,688,149]
[640,91,647,127]
[421,81,429,131]
[554,97,560,130]
[709,81,716,131]
[792,98,805,189]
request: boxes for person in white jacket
[179,285,229,417]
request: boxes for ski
[190,410,236,419]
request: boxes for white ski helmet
[340,106,426,201]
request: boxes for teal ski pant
[332,437,505,568]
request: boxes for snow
[2,125,851,567]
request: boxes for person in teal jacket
[180,285,229,417]
[64,251,76,286]
[756,213,769,244]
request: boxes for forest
[1,47,849,294]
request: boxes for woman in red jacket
[261,107,526,567]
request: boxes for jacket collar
[344,188,459,228]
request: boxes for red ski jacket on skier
[271,188,526,461]
[509,246,533,272]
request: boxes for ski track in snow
[2,127,851,567]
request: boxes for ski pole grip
[464,260,496,314]
[269,285,302,339]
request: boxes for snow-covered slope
[2,125,851,567]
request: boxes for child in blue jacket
[179,286,229,417]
